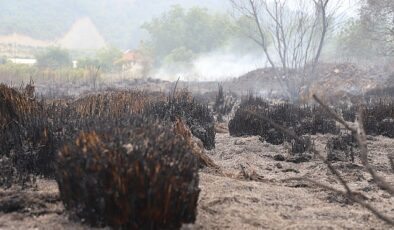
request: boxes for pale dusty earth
[1,128,393,230]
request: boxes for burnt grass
[56,118,200,229]
[229,95,339,148]
[2,83,394,228]
[0,84,215,228]
[341,101,394,138]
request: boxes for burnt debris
[229,96,339,145]
[148,91,216,150]
[326,133,358,162]
[56,118,200,229]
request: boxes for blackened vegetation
[341,102,394,138]
[213,84,236,122]
[291,136,312,154]
[0,84,210,228]
[228,96,269,137]
[326,133,357,162]
[0,84,55,186]
[56,119,200,229]
[148,92,215,150]
[366,85,394,101]
[0,157,15,188]
[229,96,339,147]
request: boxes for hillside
[0,0,229,49]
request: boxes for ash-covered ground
[1,129,393,229]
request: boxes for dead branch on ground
[260,94,394,225]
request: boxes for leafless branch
[355,108,394,195]
[312,95,357,133]
[285,177,394,225]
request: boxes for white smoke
[152,50,265,82]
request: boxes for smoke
[152,50,265,82]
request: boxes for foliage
[77,47,122,71]
[360,0,394,56]
[142,5,253,65]
[337,0,394,59]
[336,19,375,59]
[163,47,196,66]
[76,57,100,69]
[35,47,72,69]
[0,1,230,48]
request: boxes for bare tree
[229,0,277,68]
[230,0,340,72]
[311,0,329,71]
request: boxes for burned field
[0,83,394,229]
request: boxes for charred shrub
[291,136,312,154]
[340,105,357,122]
[0,157,15,188]
[0,84,55,178]
[148,92,215,150]
[229,106,267,137]
[56,119,200,229]
[266,128,285,145]
[0,84,41,154]
[213,84,236,122]
[310,106,340,135]
[229,96,339,145]
[229,96,269,137]
[359,102,394,138]
[285,136,313,163]
[378,118,394,138]
[322,101,394,138]
[326,134,357,162]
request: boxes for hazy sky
[0,0,362,49]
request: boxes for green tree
[336,19,375,59]
[360,0,394,56]
[77,47,122,71]
[35,47,72,68]
[142,5,237,64]
[95,47,122,71]
[337,0,393,59]
[77,57,100,69]
[163,47,196,65]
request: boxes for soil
[1,129,393,229]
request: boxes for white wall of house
[9,58,36,66]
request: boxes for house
[9,58,37,66]
[116,50,153,78]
